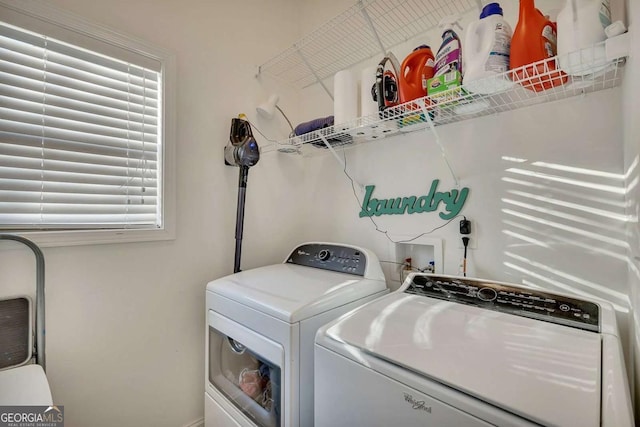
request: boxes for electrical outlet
[460,218,471,235]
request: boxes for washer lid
[321,292,602,427]
[206,264,386,323]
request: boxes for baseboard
[181,417,204,427]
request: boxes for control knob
[478,287,498,302]
[318,249,332,262]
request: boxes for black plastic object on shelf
[310,133,353,149]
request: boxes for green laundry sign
[359,179,469,220]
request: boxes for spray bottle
[434,16,463,77]
[427,16,464,98]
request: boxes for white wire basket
[257,0,480,89]
[262,35,628,156]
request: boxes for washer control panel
[286,243,366,276]
[405,275,600,332]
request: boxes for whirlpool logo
[403,393,432,414]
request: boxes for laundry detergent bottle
[463,2,513,94]
[510,0,567,92]
[398,45,435,103]
[557,0,612,76]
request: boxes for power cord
[462,236,469,277]
[274,105,295,134]
[245,119,279,143]
[340,148,462,243]
[459,216,471,277]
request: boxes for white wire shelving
[257,0,482,96]
[261,34,629,156]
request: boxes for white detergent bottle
[463,2,514,94]
[557,0,612,77]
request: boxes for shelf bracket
[420,104,460,188]
[358,0,386,57]
[297,48,334,100]
[318,133,363,190]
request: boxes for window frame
[0,0,176,247]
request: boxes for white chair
[0,235,52,405]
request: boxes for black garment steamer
[224,115,260,273]
[372,52,400,116]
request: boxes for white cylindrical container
[463,2,514,95]
[334,70,358,131]
[360,66,379,118]
[557,0,611,76]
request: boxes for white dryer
[205,242,388,427]
[315,274,634,427]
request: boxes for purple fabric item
[293,116,334,136]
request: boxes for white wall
[0,1,304,426]
[299,88,630,320]
[623,0,640,418]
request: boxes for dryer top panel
[318,291,603,427]
[286,243,366,276]
[284,242,384,280]
[207,264,387,323]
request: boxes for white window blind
[0,21,162,230]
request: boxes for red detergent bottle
[398,45,435,103]
[510,0,567,92]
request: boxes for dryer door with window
[208,310,283,427]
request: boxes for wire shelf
[261,35,629,156]
[257,0,479,89]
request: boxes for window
[0,1,175,245]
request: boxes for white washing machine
[315,274,634,427]
[205,242,388,427]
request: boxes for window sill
[8,227,176,248]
